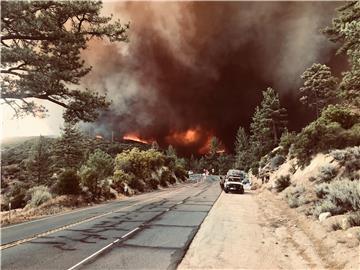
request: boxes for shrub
[347,212,360,227]
[112,170,133,192]
[285,186,308,208]
[274,174,291,192]
[279,131,297,156]
[148,178,160,189]
[330,146,360,179]
[331,222,342,231]
[314,179,360,216]
[26,186,52,207]
[4,182,28,210]
[57,169,81,195]
[292,105,360,166]
[270,155,286,169]
[80,149,114,199]
[315,183,330,199]
[129,178,146,192]
[317,164,338,183]
[160,170,173,186]
[174,166,188,181]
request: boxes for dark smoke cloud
[81,1,345,156]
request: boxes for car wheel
[224,188,229,193]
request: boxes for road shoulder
[178,189,329,269]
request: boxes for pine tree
[151,141,160,151]
[323,1,360,106]
[249,88,288,173]
[299,63,338,117]
[1,1,129,122]
[209,136,220,156]
[234,127,249,170]
[54,123,85,169]
[26,136,53,185]
[166,145,177,157]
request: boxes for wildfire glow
[166,128,202,146]
[123,133,152,144]
[198,136,226,155]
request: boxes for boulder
[319,212,331,222]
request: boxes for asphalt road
[1,175,220,270]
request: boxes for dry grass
[1,195,89,226]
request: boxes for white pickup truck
[221,169,247,194]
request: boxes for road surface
[1,176,220,270]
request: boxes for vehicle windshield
[227,170,246,179]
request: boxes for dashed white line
[67,227,140,270]
[121,227,139,239]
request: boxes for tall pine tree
[26,136,53,185]
[54,123,85,169]
[249,88,287,173]
[299,63,338,117]
[234,127,249,170]
[323,1,360,106]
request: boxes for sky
[1,1,346,154]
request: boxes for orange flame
[166,128,202,146]
[123,132,152,144]
[95,135,103,140]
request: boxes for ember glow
[123,133,152,144]
[166,128,202,146]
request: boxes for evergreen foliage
[57,169,81,195]
[323,1,360,106]
[1,1,129,122]
[53,123,85,169]
[248,88,287,173]
[234,127,249,170]
[299,63,338,117]
[26,136,53,185]
[80,149,114,198]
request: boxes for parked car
[223,169,245,194]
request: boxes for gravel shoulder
[178,188,359,269]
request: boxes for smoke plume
[81,1,344,155]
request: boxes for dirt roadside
[178,188,359,269]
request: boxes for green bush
[279,131,297,156]
[317,164,338,183]
[330,146,360,179]
[80,149,114,199]
[293,105,360,166]
[112,170,133,192]
[274,174,291,192]
[129,178,146,192]
[315,183,330,199]
[3,182,28,210]
[57,169,81,195]
[148,178,160,189]
[314,179,360,216]
[347,211,360,227]
[160,170,174,186]
[26,186,52,207]
[174,166,188,181]
[285,186,308,208]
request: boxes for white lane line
[1,187,182,230]
[121,227,139,239]
[66,242,114,270]
[67,227,140,270]
[1,185,190,250]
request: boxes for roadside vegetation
[1,125,188,224]
[232,1,360,233]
